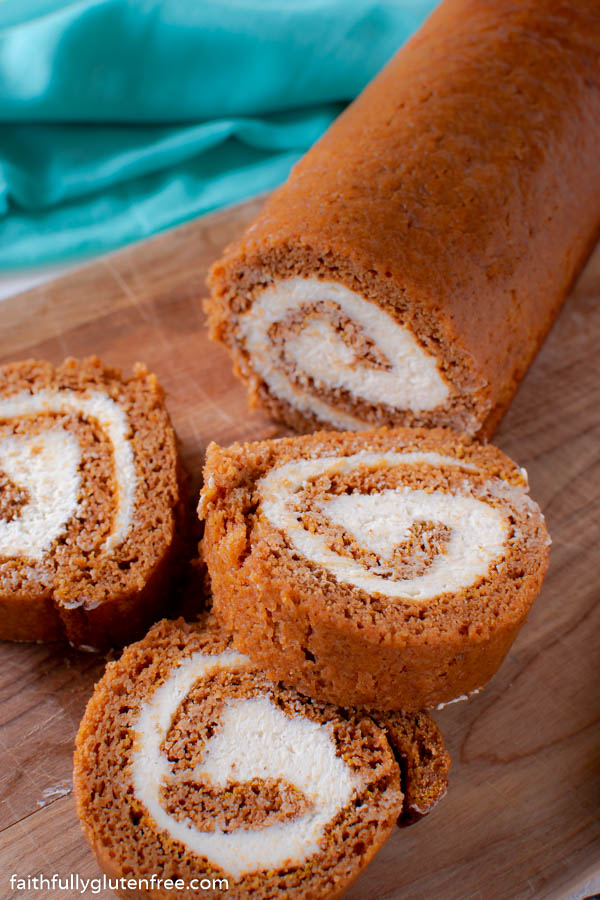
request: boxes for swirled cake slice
[0,357,186,649]
[74,617,449,900]
[200,427,550,710]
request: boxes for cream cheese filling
[0,388,136,553]
[0,427,81,559]
[258,450,508,600]
[237,277,450,429]
[132,649,361,880]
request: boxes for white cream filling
[258,450,508,601]
[237,277,450,430]
[132,650,361,881]
[0,388,136,553]
[435,689,481,711]
[0,427,81,559]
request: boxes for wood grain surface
[0,196,599,900]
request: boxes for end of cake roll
[74,618,447,899]
[206,267,486,437]
[199,425,550,711]
[0,356,190,650]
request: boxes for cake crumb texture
[74,618,448,899]
[200,426,550,710]
[0,356,187,649]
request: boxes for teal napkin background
[0,0,437,267]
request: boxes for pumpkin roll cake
[206,0,600,437]
[74,617,449,900]
[0,357,186,650]
[200,427,550,710]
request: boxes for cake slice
[0,357,187,649]
[74,617,449,900]
[200,426,550,710]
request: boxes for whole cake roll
[0,357,186,649]
[200,427,550,710]
[206,0,600,436]
[74,617,449,900]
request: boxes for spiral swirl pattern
[258,449,509,601]
[0,388,136,560]
[132,648,361,880]
[238,277,450,430]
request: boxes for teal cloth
[0,0,437,267]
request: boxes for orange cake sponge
[200,426,550,710]
[0,357,187,650]
[74,617,449,900]
[206,0,600,437]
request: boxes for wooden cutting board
[1,196,599,900]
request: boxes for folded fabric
[0,0,437,267]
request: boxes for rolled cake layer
[206,0,600,436]
[74,617,449,900]
[376,709,450,826]
[200,427,550,710]
[0,357,186,649]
